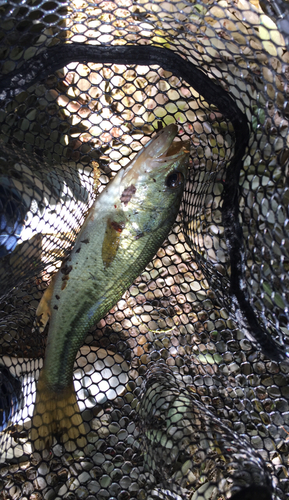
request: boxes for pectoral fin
[36,274,57,329]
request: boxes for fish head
[119,124,190,236]
[141,136,190,232]
[123,124,179,180]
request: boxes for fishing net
[1,0,289,498]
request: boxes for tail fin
[31,370,87,452]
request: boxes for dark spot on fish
[61,281,67,291]
[120,185,136,206]
[60,255,69,267]
[53,305,58,310]
[153,178,156,182]
[110,220,124,233]
[63,265,73,275]
[135,232,144,240]
[75,247,81,253]
[55,295,60,300]
[81,238,89,244]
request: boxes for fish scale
[31,123,190,451]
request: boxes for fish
[0,366,22,431]
[31,123,190,451]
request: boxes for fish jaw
[120,132,190,196]
[139,123,178,159]
[122,123,178,182]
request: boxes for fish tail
[31,370,87,452]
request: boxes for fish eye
[165,171,183,188]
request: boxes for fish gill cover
[0,0,289,499]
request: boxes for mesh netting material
[1,0,289,499]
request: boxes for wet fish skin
[31,124,190,451]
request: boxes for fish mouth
[146,125,190,161]
[144,136,190,177]
[123,124,190,182]
[162,139,190,159]
[154,139,191,175]
[155,138,191,180]
[146,123,178,159]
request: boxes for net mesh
[1,0,289,499]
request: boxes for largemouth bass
[31,124,190,451]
